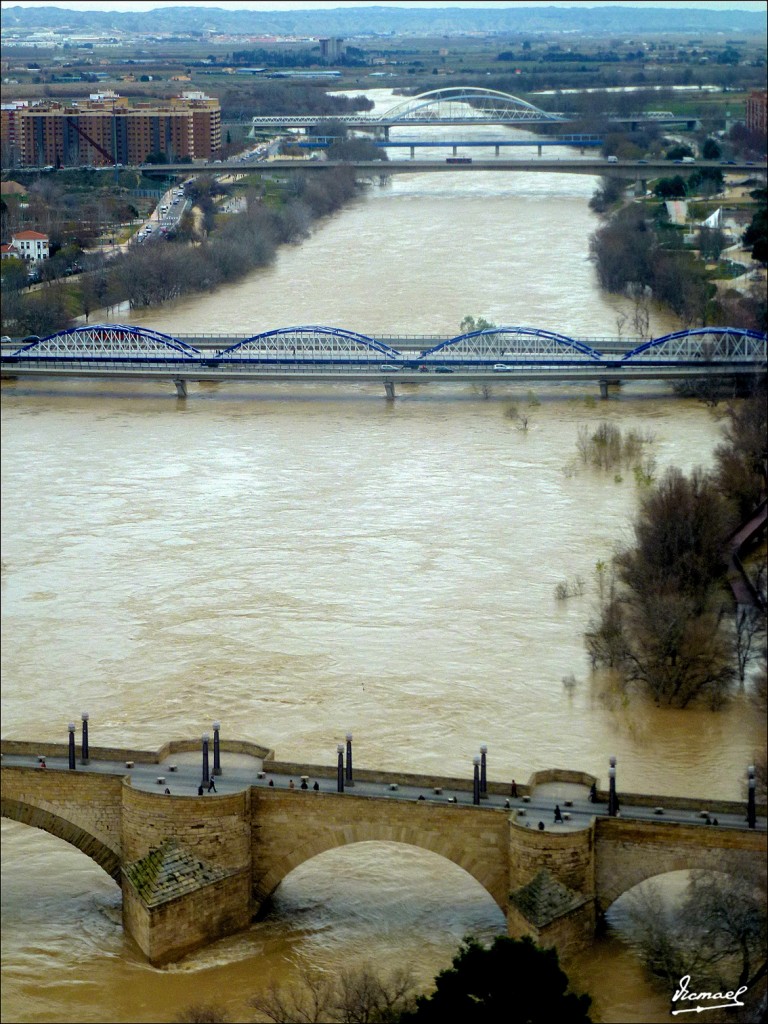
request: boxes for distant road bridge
[296,135,604,155]
[246,88,704,134]
[2,325,764,400]
[129,158,764,177]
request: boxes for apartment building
[746,90,766,137]
[2,91,220,167]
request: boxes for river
[1,91,763,1024]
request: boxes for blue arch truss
[622,327,767,363]
[422,327,605,363]
[12,324,203,361]
[216,326,401,361]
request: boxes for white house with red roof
[10,230,49,262]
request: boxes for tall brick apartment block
[1,90,220,167]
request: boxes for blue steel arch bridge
[2,325,765,400]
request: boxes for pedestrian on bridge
[197,784,204,796]
[313,781,320,792]
[554,804,564,823]
[207,778,217,793]
[510,780,518,798]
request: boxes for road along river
[2,90,764,1024]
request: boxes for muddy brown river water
[2,91,763,1024]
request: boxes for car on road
[493,364,513,372]
[435,365,454,373]
[1,335,13,344]
[379,363,400,371]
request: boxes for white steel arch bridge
[249,87,568,129]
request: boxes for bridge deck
[2,750,762,833]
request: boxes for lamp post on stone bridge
[747,765,756,829]
[81,712,89,765]
[337,743,345,793]
[346,732,354,787]
[68,722,76,771]
[212,721,221,776]
[202,732,210,785]
[480,744,488,796]
[473,754,481,806]
[608,756,619,817]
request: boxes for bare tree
[623,860,767,992]
[250,962,418,1024]
[251,963,335,1024]
[175,1006,229,1024]
[733,604,767,687]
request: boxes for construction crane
[66,116,116,165]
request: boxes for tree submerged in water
[575,422,656,478]
[586,467,737,707]
[459,315,497,333]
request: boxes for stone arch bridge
[1,739,765,965]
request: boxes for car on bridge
[435,365,454,373]
[493,363,513,372]
[379,363,400,371]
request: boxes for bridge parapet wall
[262,760,529,797]
[1,737,272,765]
[594,817,768,912]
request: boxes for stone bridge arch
[594,819,766,913]
[1,797,121,881]
[251,797,510,912]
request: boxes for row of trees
[1,163,365,334]
[589,203,719,327]
[112,168,360,309]
[585,384,767,708]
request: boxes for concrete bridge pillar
[173,379,187,399]
[599,380,609,400]
[384,381,396,400]
[410,146,415,159]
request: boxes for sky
[0,0,766,12]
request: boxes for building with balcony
[1,91,220,167]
